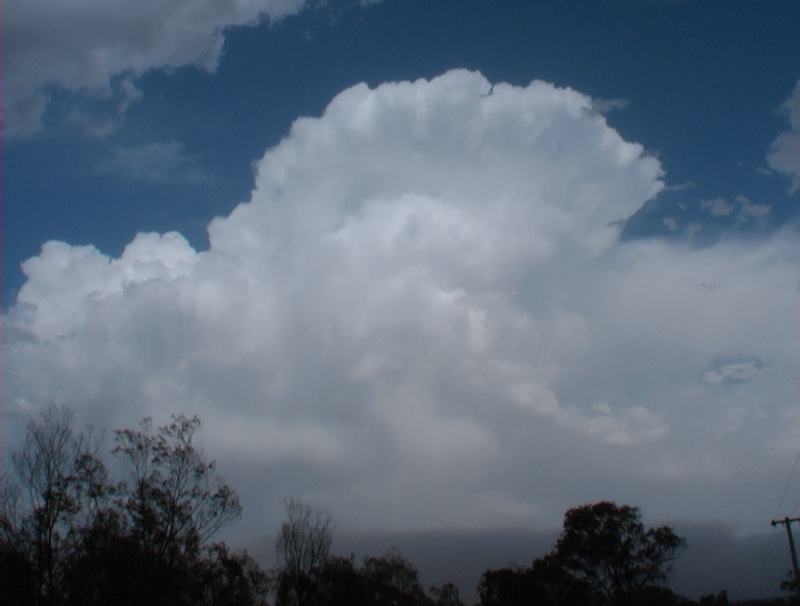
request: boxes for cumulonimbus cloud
[768,79,800,193]
[5,71,799,533]
[4,0,306,136]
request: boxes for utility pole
[772,516,800,586]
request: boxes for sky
[4,0,800,591]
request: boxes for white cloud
[4,0,307,137]
[5,71,799,535]
[701,195,771,222]
[734,195,771,219]
[663,217,679,231]
[701,197,734,217]
[767,79,800,193]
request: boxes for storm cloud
[5,71,799,537]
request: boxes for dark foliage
[697,591,729,606]
[314,555,369,606]
[360,549,430,606]
[552,501,685,603]
[477,501,687,606]
[0,407,266,606]
[429,581,465,606]
[477,566,551,606]
[275,547,438,606]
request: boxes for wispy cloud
[734,195,770,219]
[591,97,630,113]
[663,180,696,193]
[94,141,210,184]
[662,216,679,231]
[701,197,734,217]
[701,195,770,221]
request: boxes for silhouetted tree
[529,553,598,606]
[193,543,271,606]
[314,555,368,606]
[275,497,332,606]
[310,551,459,606]
[476,502,686,606]
[550,501,685,605]
[0,528,37,606]
[113,415,241,566]
[361,549,431,606]
[1,407,265,606]
[429,581,464,606]
[1,407,108,606]
[477,566,548,606]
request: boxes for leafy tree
[1,407,264,606]
[550,501,685,605]
[476,502,686,606]
[113,415,241,565]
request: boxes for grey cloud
[64,77,145,138]
[5,0,306,137]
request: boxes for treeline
[0,408,796,606]
[1,409,265,606]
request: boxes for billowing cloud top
[6,71,799,533]
[5,0,305,136]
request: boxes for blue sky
[5,0,800,579]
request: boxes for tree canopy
[552,501,686,603]
[1,408,266,606]
[478,501,687,606]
